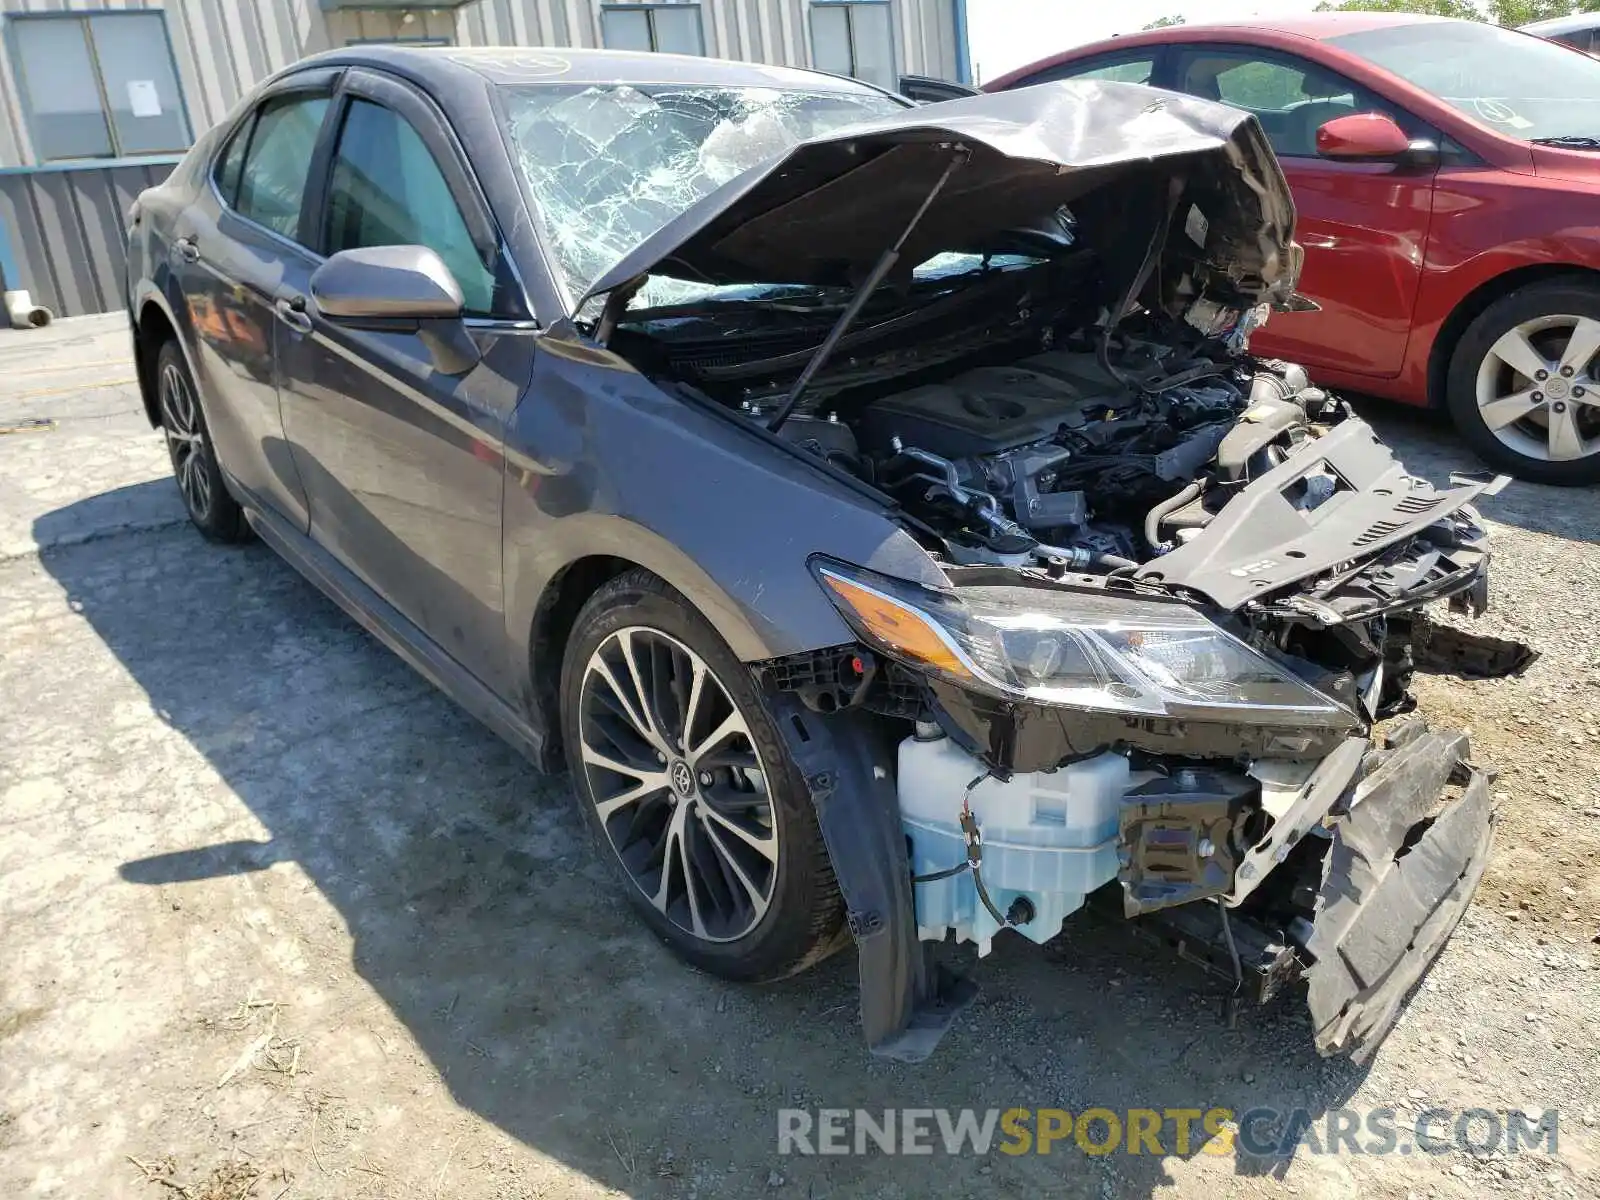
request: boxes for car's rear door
[278,67,533,696]
[1164,45,1441,379]
[171,70,339,531]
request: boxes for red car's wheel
[1447,280,1600,487]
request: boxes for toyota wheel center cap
[670,759,695,798]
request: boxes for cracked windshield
[498,83,903,310]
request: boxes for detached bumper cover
[1306,728,1495,1062]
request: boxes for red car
[989,14,1600,484]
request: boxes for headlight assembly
[815,561,1357,729]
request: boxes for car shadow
[43,479,1378,1198]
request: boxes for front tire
[559,569,843,982]
[156,339,248,541]
[1445,280,1600,486]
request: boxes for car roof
[1186,12,1457,39]
[1520,12,1600,35]
[294,44,889,96]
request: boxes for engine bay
[619,281,1509,730]
[718,313,1372,587]
[799,334,1341,572]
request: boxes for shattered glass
[498,84,902,311]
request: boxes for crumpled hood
[580,80,1301,315]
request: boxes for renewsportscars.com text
[777,1107,1560,1158]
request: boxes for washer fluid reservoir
[898,731,1130,956]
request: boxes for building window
[600,4,705,55]
[810,2,895,90]
[8,12,190,162]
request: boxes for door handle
[275,295,312,334]
[174,236,200,264]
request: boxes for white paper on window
[127,81,161,118]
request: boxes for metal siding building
[0,0,968,315]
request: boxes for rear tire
[1445,279,1600,486]
[156,340,249,542]
[559,569,843,982]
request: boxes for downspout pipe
[0,247,49,328]
[953,0,973,84]
[6,288,52,328]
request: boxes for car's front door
[1166,45,1440,380]
[172,74,337,531]
[277,69,533,695]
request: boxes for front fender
[502,331,948,708]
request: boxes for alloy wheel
[577,626,779,943]
[159,360,213,520]
[1474,314,1600,464]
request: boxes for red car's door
[1261,153,1437,378]
[1166,46,1440,380]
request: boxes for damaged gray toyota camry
[126,47,1535,1066]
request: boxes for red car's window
[1022,55,1156,88]
[1173,48,1398,159]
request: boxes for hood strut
[766,146,971,435]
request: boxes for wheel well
[528,554,637,763]
[1427,264,1600,407]
[134,302,178,428]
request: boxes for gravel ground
[1,316,1597,1200]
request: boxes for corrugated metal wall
[0,0,961,314]
[0,157,176,315]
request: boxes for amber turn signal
[817,571,974,681]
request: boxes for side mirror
[309,245,479,375]
[310,244,464,320]
[1315,112,1411,161]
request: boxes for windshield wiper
[1531,136,1600,150]
[625,295,847,322]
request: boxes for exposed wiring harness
[910,773,1035,930]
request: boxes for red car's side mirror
[1316,112,1412,160]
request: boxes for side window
[1174,48,1399,159]
[236,94,330,241]
[1550,29,1595,53]
[323,98,496,316]
[212,118,253,208]
[1026,54,1157,87]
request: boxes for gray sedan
[126,46,1518,1062]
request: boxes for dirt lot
[2,316,1598,1200]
